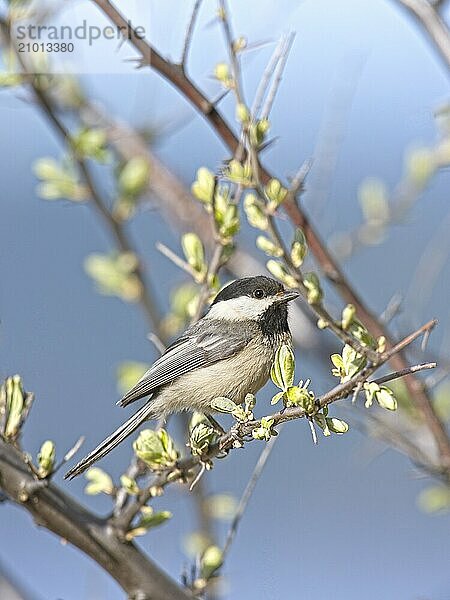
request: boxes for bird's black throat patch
[257,302,290,338]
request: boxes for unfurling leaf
[326,417,349,434]
[84,467,114,495]
[376,386,397,411]
[189,417,217,456]
[191,167,215,204]
[271,391,285,406]
[244,193,268,230]
[211,396,238,414]
[181,233,206,279]
[285,381,315,414]
[125,507,172,540]
[252,417,276,441]
[332,345,366,383]
[120,475,139,495]
[33,157,87,202]
[133,429,179,470]
[303,272,323,304]
[271,344,295,391]
[225,159,252,185]
[363,382,397,411]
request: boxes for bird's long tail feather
[64,402,155,480]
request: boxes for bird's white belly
[150,336,285,417]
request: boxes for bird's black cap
[212,276,284,305]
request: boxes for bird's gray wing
[118,325,251,407]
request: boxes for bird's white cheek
[205,297,274,321]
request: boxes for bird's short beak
[276,289,300,303]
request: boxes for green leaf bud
[120,475,139,495]
[376,386,397,411]
[84,467,114,495]
[226,159,252,185]
[236,103,250,124]
[418,486,450,514]
[37,440,56,478]
[118,157,150,197]
[265,178,287,208]
[181,233,206,276]
[191,167,215,204]
[72,128,109,163]
[341,304,356,331]
[249,119,271,147]
[326,417,349,434]
[214,62,230,82]
[3,375,25,439]
[256,235,283,257]
[302,272,323,304]
[266,260,298,288]
[244,193,268,230]
[291,228,308,267]
[358,178,389,225]
[232,37,247,52]
[406,147,436,187]
[200,545,223,580]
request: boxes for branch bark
[0,439,190,600]
[394,0,450,71]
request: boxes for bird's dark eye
[253,289,265,299]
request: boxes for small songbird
[65,276,298,479]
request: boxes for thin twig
[181,0,203,71]
[218,0,244,104]
[261,32,295,120]
[371,362,437,386]
[156,241,194,276]
[222,430,281,560]
[251,34,290,117]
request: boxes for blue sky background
[1,0,450,599]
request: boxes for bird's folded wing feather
[118,327,250,407]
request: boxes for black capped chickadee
[65,276,299,479]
